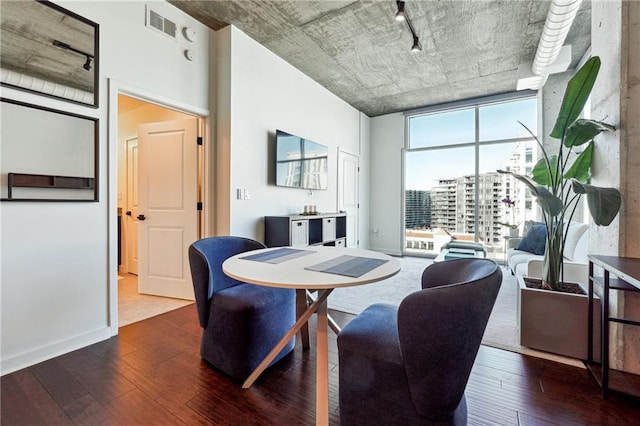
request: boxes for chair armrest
[527,259,588,284]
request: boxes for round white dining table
[223,245,400,426]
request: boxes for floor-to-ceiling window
[404,94,538,260]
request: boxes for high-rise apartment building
[430,179,457,232]
[405,190,431,228]
[405,140,535,254]
[430,173,504,244]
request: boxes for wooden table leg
[306,289,341,334]
[296,289,310,349]
[316,292,329,426]
[243,289,332,389]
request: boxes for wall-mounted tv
[275,129,328,190]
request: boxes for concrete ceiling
[170,0,591,117]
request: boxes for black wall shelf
[6,172,95,200]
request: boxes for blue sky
[406,98,537,191]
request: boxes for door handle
[137,214,146,221]
[125,211,132,216]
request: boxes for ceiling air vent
[146,6,178,40]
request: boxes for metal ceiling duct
[516,0,583,90]
[531,0,583,76]
[0,68,93,104]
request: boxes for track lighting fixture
[394,1,422,52]
[411,36,422,52]
[83,56,93,71]
[395,1,406,21]
[52,40,94,72]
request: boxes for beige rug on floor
[328,256,584,368]
[118,273,193,327]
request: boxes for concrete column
[618,0,640,376]
[591,0,640,375]
[540,73,570,153]
[591,1,622,253]
[620,1,640,257]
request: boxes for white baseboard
[1,327,111,376]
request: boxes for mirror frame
[0,0,99,108]
[1,98,99,202]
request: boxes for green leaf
[571,180,622,226]
[564,119,616,148]
[551,57,601,139]
[534,186,564,217]
[498,170,539,195]
[531,156,557,186]
[564,142,593,182]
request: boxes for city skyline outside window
[404,96,538,259]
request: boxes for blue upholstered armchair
[188,236,296,381]
[337,258,502,425]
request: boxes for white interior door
[125,137,139,275]
[138,118,198,300]
[338,149,359,248]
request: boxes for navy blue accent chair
[338,258,502,425]
[188,236,296,381]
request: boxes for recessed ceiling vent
[146,6,177,40]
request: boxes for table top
[588,255,640,289]
[223,246,401,290]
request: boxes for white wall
[215,26,367,243]
[358,112,371,249]
[369,113,404,255]
[1,102,96,200]
[0,0,212,374]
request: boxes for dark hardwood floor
[2,305,639,425]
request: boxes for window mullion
[474,107,480,242]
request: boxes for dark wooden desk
[587,255,640,400]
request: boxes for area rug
[328,256,584,368]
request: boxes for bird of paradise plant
[498,56,620,291]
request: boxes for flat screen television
[275,129,328,190]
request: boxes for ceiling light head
[53,39,94,71]
[395,1,406,21]
[83,56,93,71]
[411,36,422,52]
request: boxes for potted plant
[498,56,620,359]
